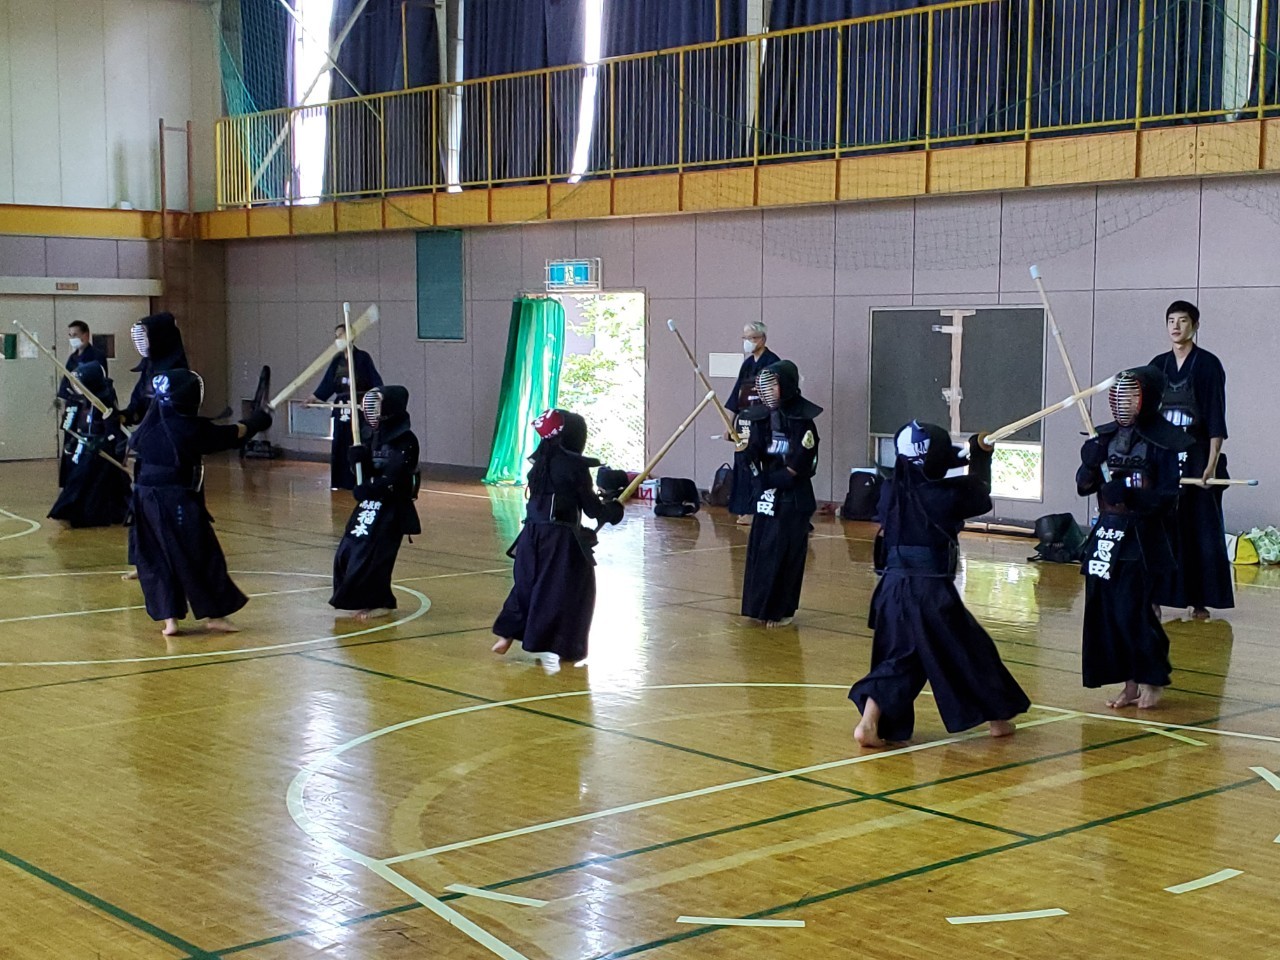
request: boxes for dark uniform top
[315,348,383,406]
[59,343,109,400]
[741,394,822,517]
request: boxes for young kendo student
[739,359,822,628]
[849,422,1030,747]
[121,311,190,581]
[723,321,780,525]
[1077,366,1191,710]
[47,361,131,528]
[307,325,383,491]
[128,369,273,637]
[330,386,421,621]
[1149,301,1233,620]
[492,409,624,664]
[57,321,109,487]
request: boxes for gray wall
[223,175,1280,531]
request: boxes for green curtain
[483,297,566,485]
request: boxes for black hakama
[329,392,419,612]
[741,505,810,621]
[493,523,597,661]
[850,573,1031,742]
[48,430,130,528]
[129,413,249,623]
[133,486,247,621]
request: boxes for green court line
[300,654,1037,841]
[205,699,1277,957]
[0,845,219,959]
[593,777,1260,960]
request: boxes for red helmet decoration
[532,409,565,439]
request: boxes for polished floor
[1,457,1278,960]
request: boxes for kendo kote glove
[347,444,373,471]
[601,499,625,525]
[1080,436,1108,469]
[240,408,273,437]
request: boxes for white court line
[0,585,329,625]
[1144,728,1207,747]
[1249,766,1280,790]
[947,908,1067,925]
[1164,868,1243,894]
[0,508,40,542]
[443,884,548,908]
[380,712,1077,865]
[676,916,805,928]
[0,570,430,667]
[286,684,1276,960]
[394,567,510,584]
[1035,705,1280,745]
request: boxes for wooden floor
[2,457,1279,960]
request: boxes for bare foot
[765,617,794,629]
[492,636,515,655]
[353,608,392,622]
[162,618,181,637]
[122,569,139,582]
[1137,684,1165,709]
[854,698,887,748]
[989,719,1017,738]
[205,618,240,633]
[1190,607,1211,621]
[735,515,752,526]
[1106,681,1140,709]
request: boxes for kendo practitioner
[1077,366,1191,710]
[128,369,273,637]
[739,360,821,627]
[849,422,1029,747]
[1149,301,1233,620]
[120,311,190,581]
[723,321,780,525]
[57,322,109,487]
[48,361,131,528]
[492,409,624,663]
[308,324,383,491]
[330,386,421,620]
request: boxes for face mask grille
[757,370,781,408]
[362,389,382,426]
[1109,374,1142,427]
[131,324,149,358]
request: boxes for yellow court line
[0,508,40,542]
[1143,728,1208,747]
[1035,705,1280,745]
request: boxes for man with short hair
[1149,300,1233,620]
[308,324,384,491]
[723,321,780,525]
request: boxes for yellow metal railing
[216,0,1277,208]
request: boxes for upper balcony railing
[216,0,1278,208]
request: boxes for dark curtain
[606,0,750,172]
[763,0,926,155]
[1248,0,1280,112]
[929,1,1024,143]
[327,0,442,198]
[1142,0,1225,120]
[462,0,584,184]
[238,0,291,111]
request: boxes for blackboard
[870,307,1045,443]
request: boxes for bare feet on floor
[854,697,886,748]
[353,608,391,622]
[989,719,1017,738]
[1106,681,1140,708]
[1190,607,1211,621]
[162,618,181,637]
[122,569,138,581]
[205,618,240,633]
[765,617,794,629]
[491,636,515,655]
[1137,683,1165,709]
[735,515,752,526]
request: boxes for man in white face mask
[57,322,110,486]
[307,322,384,491]
[722,321,780,525]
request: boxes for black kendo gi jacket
[740,392,822,517]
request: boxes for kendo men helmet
[362,388,383,428]
[757,360,800,410]
[1107,366,1167,428]
[154,369,204,416]
[893,420,961,480]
